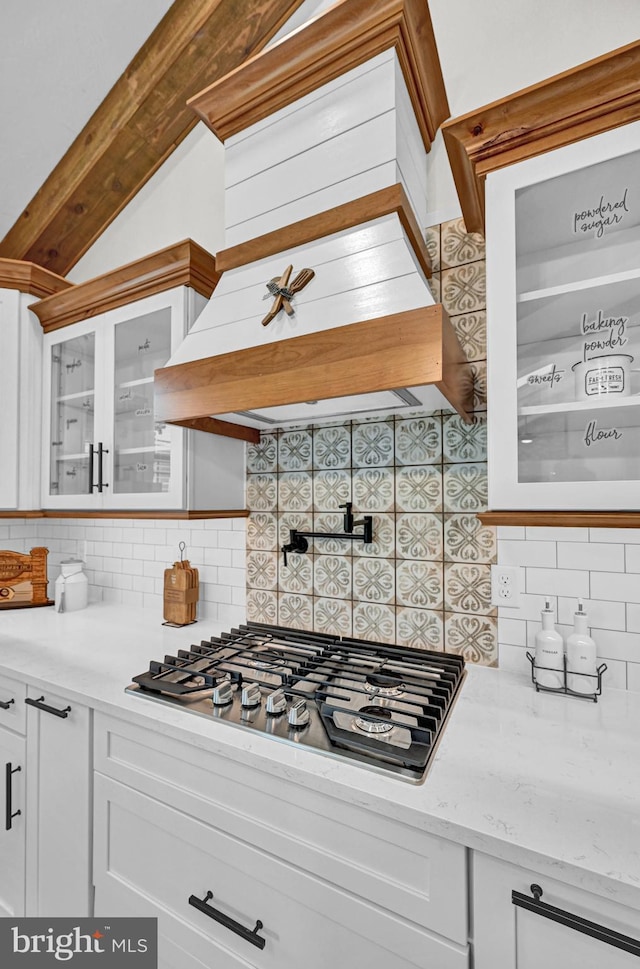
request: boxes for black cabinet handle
[97,442,109,492]
[88,443,96,493]
[0,698,15,710]
[189,891,266,950]
[5,762,21,831]
[25,696,71,719]
[512,884,640,957]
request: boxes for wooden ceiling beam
[0,0,307,276]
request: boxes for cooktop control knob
[212,680,233,706]
[266,689,287,715]
[288,698,310,728]
[241,683,262,708]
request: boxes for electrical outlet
[491,565,521,607]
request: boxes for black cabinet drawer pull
[25,696,71,719]
[513,884,640,957]
[189,891,266,950]
[5,762,21,831]
[0,698,15,710]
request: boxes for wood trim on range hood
[154,306,473,437]
[188,0,449,152]
[441,39,640,234]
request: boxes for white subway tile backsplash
[497,643,529,675]
[142,528,167,545]
[591,571,640,603]
[558,597,626,631]
[497,526,526,540]
[627,603,640,633]
[625,545,640,573]
[599,658,628,691]
[589,528,640,544]
[526,567,589,598]
[590,628,640,663]
[526,527,589,543]
[498,617,527,646]
[498,540,556,568]
[627,662,640,693]
[204,548,233,568]
[557,542,624,572]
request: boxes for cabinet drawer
[95,712,467,943]
[94,774,468,969]
[0,675,27,735]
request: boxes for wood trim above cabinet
[0,259,71,298]
[441,39,640,234]
[155,305,473,429]
[479,511,640,529]
[0,0,308,276]
[31,240,219,333]
[188,0,449,151]
[0,510,249,520]
[216,183,432,277]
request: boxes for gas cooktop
[126,622,465,783]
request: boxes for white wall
[69,123,225,281]
[426,0,640,224]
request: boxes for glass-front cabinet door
[109,304,182,506]
[42,291,186,509]
[44,323,102,507]
[488,121,640,509]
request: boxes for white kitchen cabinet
[473,852,640,969]
[41,287,245,510]
[487,120,640,509]
[0,723,26,917]
[0,287,46,510]
[0,672,92,918]
[24,686,91,917]
[93,712,470,969]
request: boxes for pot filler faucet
[281,503,373,566]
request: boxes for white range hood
[154,0,472,438]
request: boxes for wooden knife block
[163,559,199,626]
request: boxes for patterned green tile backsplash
[245,217,498,665]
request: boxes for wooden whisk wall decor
[262,265,315,326]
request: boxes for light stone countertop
[1,601,639,911]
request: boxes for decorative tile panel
[440,217,485,269]
[396,513,443,560]
[396,560,443,610]
[395,416,441,465]
[247,434,277,473]
[314,554,352,599]
[353,467,394,512]
[279,593,313,630]
[245,217,494,667]
[443,463,488,513]
[278,429,312,472]
[313,424,351,469]
[353,557,395,604]
[396,608,444,650]
[396,465,442,513]
[441,262,486,316]
[444,612,498,666]
[352,420,394,468]
[247,512,277,550]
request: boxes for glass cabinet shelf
[518,267,640,304]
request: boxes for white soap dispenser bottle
[566,600,597,695]
[534,598,564,689]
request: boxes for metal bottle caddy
[526,651,607,702]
